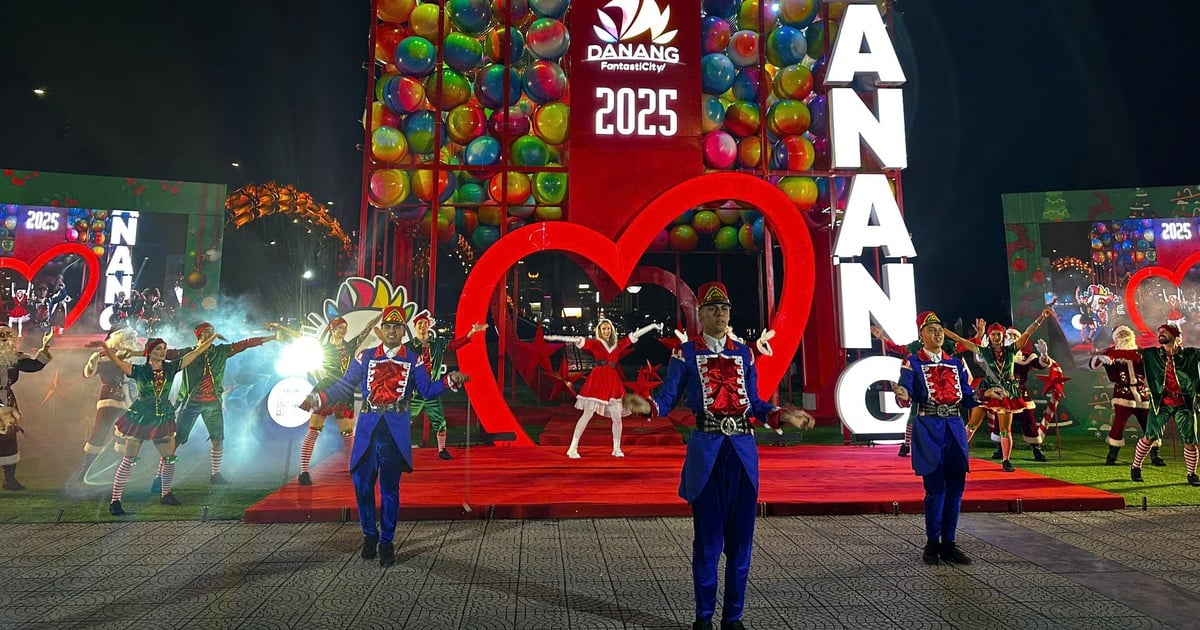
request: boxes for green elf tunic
[114,360,180,441]
[975,342,1026,412]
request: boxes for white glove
[756,329,776,356]
[1034,338,1048,356]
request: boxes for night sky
[2,1,1198,326]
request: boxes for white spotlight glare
[275,336,324,377]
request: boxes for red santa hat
[327,316,347,331]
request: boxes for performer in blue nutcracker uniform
[302,306,468,568]
[623,282,814,630]
[893,311,984,565]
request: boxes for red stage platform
[244,445,1126,523]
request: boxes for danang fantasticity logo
[585,0,681,72]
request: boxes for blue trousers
[691,440,757,623]
[921,421,967,544]
[351,422,404,544]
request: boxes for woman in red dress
[7,285,30,338]
[548,319,661,458]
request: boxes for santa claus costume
[7,287,30,338]
[546,319,662,458]
[1090,325,1162,466]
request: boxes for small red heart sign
[0,243,100,330]
[1123,250,1200,335]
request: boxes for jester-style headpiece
[380,306,406,325]
[916,311,941,330]
[304,276,420,339]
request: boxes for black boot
[939,541,972,565]
[438,449,453,460]
[921,541,940,565]
[298,472,312,486]
[2,464,25,491]
[691,621,713,630]
[1002,460,1016,472]
[1150,446,1167,467]
[1131,466,1143,482]
[379,542,395,568]
[990,446,1003,460]
[109,500,125,516]
[361,535,378,559]
[1032,446,1048,462]
[897,443,910,457]
[1105,445,1121,466]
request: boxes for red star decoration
[546,356,585,402]
[512,325,562,385]
[1034,363,1071,396]
[624,360,662,398]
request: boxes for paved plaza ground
[3,508,1200,629]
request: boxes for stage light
[326,201,334,206]
[32,88,45,97]
[274,336,324,378]
[302,270,315,279]
[268,241,276,245]
[231,162,240,167]
[627,285,642,294]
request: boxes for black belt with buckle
[919,402,961,418]
[361,399,410,414]
[696,412,753,436]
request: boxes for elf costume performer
[983,329,1052,462]
[945,308,1055,472]
[894,311,984,566]
[0,328,52,490]
[157,322,281,489]
[1089,325,1161,466]
[546,318,663,459]
[1129,323,1200,485]
[297,313,382,485]
[105,335,215,515]
[301,306,468,567]
[621,281,814,630]
[405,311,487,461]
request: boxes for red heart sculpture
[456,173,817,445]
[0,243,101,330]
[1123,250,1200,335]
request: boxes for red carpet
[244,445,1125,523]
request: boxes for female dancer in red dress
[547,319,661,458]
[7,285,30,338]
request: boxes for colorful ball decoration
[489,172,532,204]
[532,171,567,204]
[457,182,486,205]
[773,64,814,100]
[425,68,472,110]
[713,226,739,251]
[377,0,416,23]
[368,169,411,208]
[511,135,550,167]
[701,54,737,95]
[394,36,437,77]
[726,30,759,67]
[443,33,485,72]
[535,205,563,221]
[702,131,737,169]
[808,94,828,135]
[702,15,732,55]
[526,18,569,59]
[448,0,493,33]
[737,0,780,30]
[495,0,531,24]
[403,111,438,155]
[778,177,818,210]
[471,225,501,250]
[371,126,409,163]
[730,67,761,102]
[672,210,696,225]
[489,106,532,138]
[464,135,502,168]
[771,135,816,171]
[383,76,426,115]
[702,0,738,19]
[530,0,568,18]
[446,103,488,144]
[724,101,760,138]
[476,64,523,108]
[738,223,758,251]
[523,60,567,103]
[751,217,766,248]
[412,168,457,203]
[477,203,503,226]
[766,99,811,137]
[737,137,764,168]
[669,225,699,251]
[649,229,670,251]
[409,4,451,38]
[485,26,526,63]
[692,210,721,236]
[702,95,726,132]
[766,27,808,68]
[532,101,569,144]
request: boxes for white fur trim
[83,443,104,454]
[1112,399,1150,409]
[0,453,18,465]
[96,399,129,410]
[1107,435,1126,447]
[575,396,630,419]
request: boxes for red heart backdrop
[0,243,100,330]
[1123,250,1200,335]
[456,173,817,445]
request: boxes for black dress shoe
[897,444,910,457]
[692,620,713,630]
[109,500,125,516]
[990,447,1002,459]
[1188,474,1200,487]
[1002,460,1016,472]
[922,541,940,565]
[940,541,972,565]
[1131,467,1143,482]
[1150,447,1167,466]
[150,476,162,495]
[438,449,453,460]
[720,621,746,630]
[379,542,395,567]
[361,535,378,559]
[1032,447,1048,462]
[210,473,228,485]
[159,492,181,506]
[298,472,312,486]
[1105,446,1120,466]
